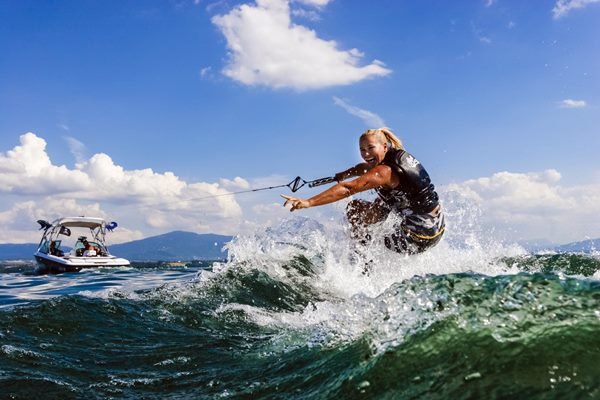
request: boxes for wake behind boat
[34,217,130,273]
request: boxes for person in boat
[83,241,97,257]
[281,127,445,254]
[49,241,64,257]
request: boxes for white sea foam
[0,344,44,360]
[219,200,526,301]
[207,193,530,351]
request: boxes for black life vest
[375,148,440,214]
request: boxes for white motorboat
[34,217,130,273]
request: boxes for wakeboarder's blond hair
[360,128,404,150]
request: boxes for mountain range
[554,238,600,254]
[0,231,233,261]
[110,231,232,261]
[0,232,598,261]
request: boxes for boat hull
[34,253,130,274]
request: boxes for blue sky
[1,0,599,245]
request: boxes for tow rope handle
[286,176,336,192]
[307,176,336,188]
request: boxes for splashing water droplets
[196,194,530,352]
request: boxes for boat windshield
[73,238,107,257]
[39,239,50,254]
[37,239,66,256]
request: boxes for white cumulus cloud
[445,169,600,244]
[0,198,144,244]
[552,0,600,18]
[333,97,386,127]
[211,0,391,90]
[294,0,333,7]
[0,133,90,195]
[0,133,252,241]
[200,66,212,78]
[291,7,321,21]
[63,136,87,164]
[559,98,587,108]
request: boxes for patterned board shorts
[384,210,445,254]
